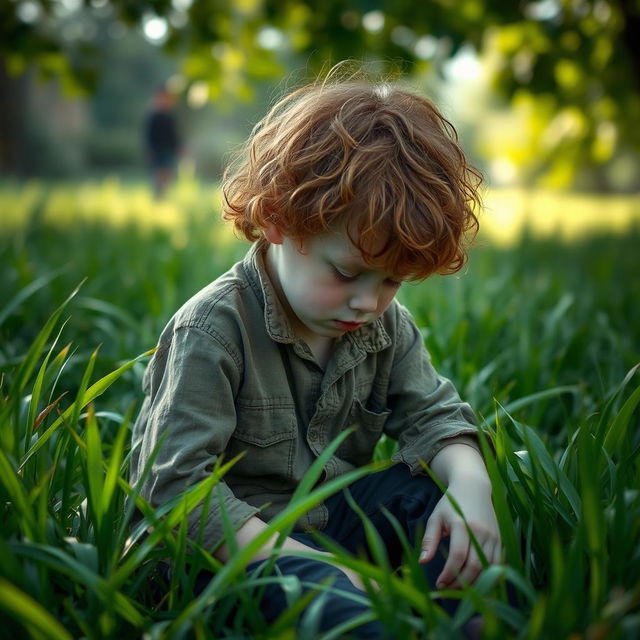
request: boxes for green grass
[1,180,639,638]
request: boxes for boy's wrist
[446,470,492,495]
[430,442,490,487]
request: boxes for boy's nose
[349,288,379,314]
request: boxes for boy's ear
[264,222,285,245]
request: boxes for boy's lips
[334,320,364,331]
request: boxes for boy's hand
[418,444,502,589]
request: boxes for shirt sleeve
[130,324,260,549]
[384,305,481,473]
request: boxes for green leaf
[486,386,579,427]
[0,578,73,640]
[343,489,391,580]
[9,281,84,400]
[0,448,35,540]
[502,408,582,522]
[19,347,156,470]
[603,382,640,455]
[9,543,145,626]
[476,425,523,573]
[85,404,104,532]
[110,455,239,587]
[25,322,68,452]
[0,269,66,330]
[68,345,99,432]
[101,408,132,541]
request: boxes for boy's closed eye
[331,265,359,282]
[331,265,403,289]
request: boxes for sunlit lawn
[0,178,639,639]
[2,177,638,244]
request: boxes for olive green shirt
[130,242,479,549]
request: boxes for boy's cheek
[306,287,344,312]
[378,291,398,314]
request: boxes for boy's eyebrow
[333,256,363,266]
[329,255,403,280]
[329,256,369,270]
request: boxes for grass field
[1,179,639,639]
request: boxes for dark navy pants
[246,464,453,638]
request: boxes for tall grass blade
[0,577,73,640]
[0,269,65,330]
[502,408,582,522]
[8,280,84,399]
[475,424,523,572]
[19,347,155,470]
[113,455,241,586]
[25,323,68,451]
[9,542,145,626]
[486,386,579,427]
[84,404,105,534]
[576,427,607,609]
[0,448,36,540]
[603,381,640,455]
[101,409,132,556]
[68,346,99,432]
[342,489,391,582]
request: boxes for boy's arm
[214,516,328,562]
[382,305,501,585]
[215,516,320,563]
[418,443,501,588]
[216,516,368,591]
[383,305,480,470]
[131,325,260,548]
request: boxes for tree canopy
[2,0,639,186]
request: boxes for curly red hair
[222,77,481,279]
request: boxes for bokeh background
[2,0,639,208]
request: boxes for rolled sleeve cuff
[392,425,483,474]
[187,488,262,550]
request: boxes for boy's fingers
[419,513,443,563]
[476,534,500,568]
[436,523,468,588]
[457,545,484,586]
[455,533,502,587]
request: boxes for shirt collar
[243,241,391,353]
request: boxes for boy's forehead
[309,230,398,274]
[311,230,367,262]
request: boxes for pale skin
[216,226,501,591]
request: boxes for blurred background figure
[144,86,181,199]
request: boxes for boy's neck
[304,335,335,369]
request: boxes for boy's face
[265,228,402,344]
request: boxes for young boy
[130,75,501,637]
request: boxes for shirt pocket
[226,404,297,488]
[338,398,391,466]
